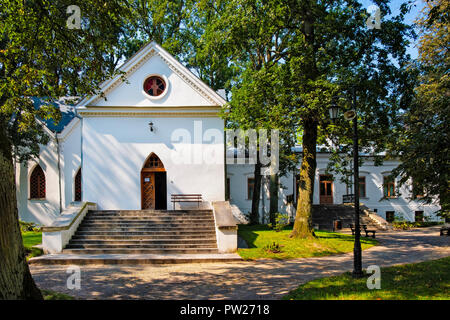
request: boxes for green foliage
[237,224,377,260]
[283,257,450,300]
[22,231,43,259]
[267,213,290,232]
[42,289,75,300]
[0,0,128,161]
[392,221,443,230]
[19,220,40,233]
[262,241,283,253]
[390,0,449,216]
[392,221,412,230]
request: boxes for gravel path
[30,226,450,300]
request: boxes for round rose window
[143,76,166,97]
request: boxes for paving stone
[30,226,450,300]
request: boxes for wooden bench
[349,224,376,238]
[171,194,202,210]
[440,226,450,236]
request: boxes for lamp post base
[352,270,365,279]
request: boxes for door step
[29,253,242,265]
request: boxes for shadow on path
[30,226,449,300]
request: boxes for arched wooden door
[141,153,167,210]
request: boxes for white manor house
[15,43,441,254]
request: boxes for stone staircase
[63,209,219,255]
[312,204,382,231]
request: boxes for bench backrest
[171,194,202,201]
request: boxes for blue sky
[360,0,425,59]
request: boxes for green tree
[392,0,450,219]
[200,0,298,224]
[279,0,414,238]
[0,0,127,299]
[120,0,192,59]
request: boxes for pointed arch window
[30,165,46,199]
[143,153,164,170]
[75,168,82,202]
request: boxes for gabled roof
[31,97,76,133]
[76,42,227,107]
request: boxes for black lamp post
[328,90,364,278]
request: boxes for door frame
[141,167,166,209]
[141,153,166,210]
[319,174,333,204]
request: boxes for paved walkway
[30,227,450,299]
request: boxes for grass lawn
[22,231,43,259]
[283,257,450,300]
[42,289,75,300]
[237,224,377,260]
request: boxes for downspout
[75,109,83,202]
[55,132,62,214]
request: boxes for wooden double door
[141,153,167,210]
[141,171,167,210]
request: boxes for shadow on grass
[283,257,450,300]
[237,224,378,260]
[239,224,376,247]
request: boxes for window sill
[28,198,47,202]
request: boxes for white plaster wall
[226,164,295,223]
[227,154,441,223]
[15,120,82,226]
[15,140,61,225]
[82,116,225,210]
[61,120,82,208]
[94,54,212,107]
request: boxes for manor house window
[383,175,396,198]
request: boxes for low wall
[211,201,238,253]
[42,202,97,254]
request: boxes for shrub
[263,242,283,253]
[392,221,443,230]
[19,220,41,232]
[392,221,412,230]
[267,213,290,232]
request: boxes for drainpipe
[75,109,83,202]
[55,132,62,214]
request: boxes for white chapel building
[15,42,441,230]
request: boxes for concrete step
[29,253,242,265]
[80,221,214,226]
[68,239,217,245]
[65,243,217,249]
[62,209,220,260]
[71,234,216,240]
[79,224,214,229]
[74,230,216,236]
[76,227,216,232]
[83,217,214,221]
[61,248,220,254]
[88,210,213,216]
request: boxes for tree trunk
[0,125,42,299]
[290,120,318,239]
[250,159,262,224]
[269,173,278,224]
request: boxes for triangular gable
[77,42,226,108]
